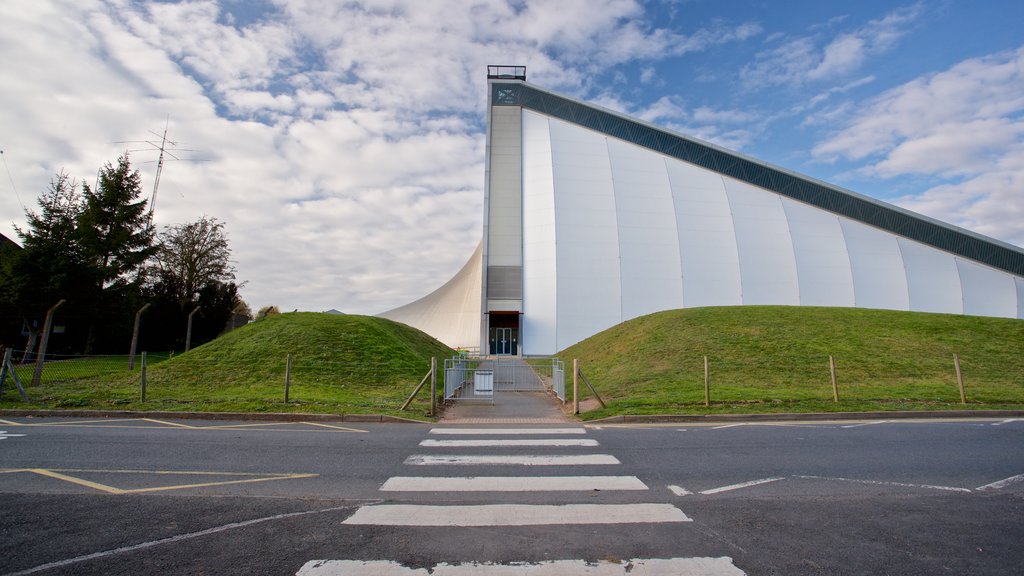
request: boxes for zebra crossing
[297,426,745,575]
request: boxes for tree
[78,153,156,290]
[76,153,157,351]
[5,171,91,354]
[143,216,242,350]
[149,216,235,306]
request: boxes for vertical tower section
[482,66,526,355]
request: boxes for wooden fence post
[128,303,151,370]
[830,355,839,402]
[33,299,65,385]
[185,306,201,352]
[954,353,966,404]
[704,355,710,407]
[430,356,437,417]
[285,353,292,402]
[573,359,580,415]
[140,351,147,402]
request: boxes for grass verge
[560,306,1024,419]
[0,313,454,418]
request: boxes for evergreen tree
[5,171,90,354]
[75,153,157,351]
[78,153,156,290]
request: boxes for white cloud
[812,46,1024,246]
[742,2,922,88]
[4,0,760,315]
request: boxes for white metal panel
[487,107,522,267]
[549,118,621,350]
[781,198,854,307]
[665,161,742,307]
[839,219,910,310]
[724,179,800,305]
[1017,277,1024,319]
[607,139,683,321]
[898,238,963,314]
[521,110,558,355]
[956,259,1018,317]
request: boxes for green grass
[561,306,1024,419]
[1,313,454,417]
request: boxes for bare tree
[149,216,235,306]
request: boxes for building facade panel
[548,116,622,351]
[898,238,964,314]
[1016,277,1024,319]
[724,179,800,305]
[956,259,1018,317]
[781,197,855,307]
[840,219,911,310]
[606,138,684,321]
[666,161,743,307]
[521,110,558,355]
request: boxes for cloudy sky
[2,0,1022,314]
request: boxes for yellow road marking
[0,421,366,433]
[44,468,307,477]
[1,418,149,427]
[141,418,196,428]
[190,421,298,429]
[26,469,126,494]
[0,468,319,494]
[300,421,368,432]
[124,473,319,494]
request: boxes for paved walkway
[440,390,570,424]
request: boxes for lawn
[560,306,1024,419]
[0,313,453,418]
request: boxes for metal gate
[444,357,565,401]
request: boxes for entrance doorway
[488,313,519,356]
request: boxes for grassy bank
[1,313,454,417]
[561,306,1024,419]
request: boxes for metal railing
[443,356,565,402]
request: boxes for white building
[382,66,1024,356]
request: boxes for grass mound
[6,312,454,417]
[561,306,1024,419]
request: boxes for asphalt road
[1,415,1022,575]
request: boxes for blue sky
[1,0,1022,314]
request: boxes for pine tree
[76,153,157,351]
[78,152,157,289]
[7,171,89,355]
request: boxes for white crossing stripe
[429,428,586,435]
[297,557,746,575]
[342,503,691,526]
[404,454,620,466]
[700,477,785,495]
[420,438,599,447]
[380,475,648,492]
[668,484,692,496]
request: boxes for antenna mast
[149,120,169,222]
[114,116,204,227]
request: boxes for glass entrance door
[489,326,518,355]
